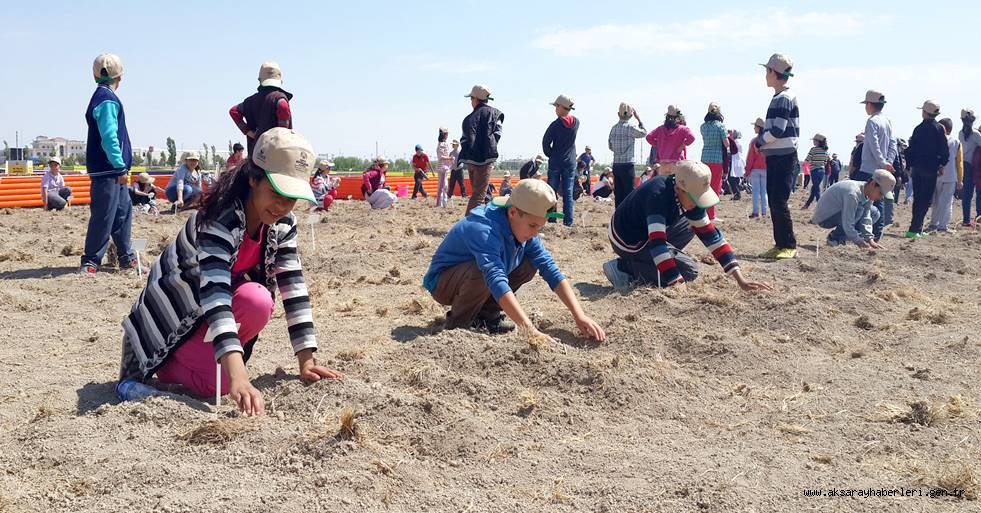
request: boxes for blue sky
[3,0,980,165]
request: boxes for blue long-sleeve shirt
[423,203,566,301]
[84,84,132,177]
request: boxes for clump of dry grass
[401,299,426,315]
[337,297,363,313]
[179,419,251,445]
[404,226,417,236]
[875,399,972,426]
[375,307,389,317]
[776,422,811,435]
[336,347,368,361]
[371,459,395,476]
[519,327,553,352]
[403,363,434,389]
[31,405,54,423]
[546,478,571,505]
[518,389,540,416]
[853,315,875,330]
[934,463,979,500]
[336,406,361,441]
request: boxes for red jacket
[412,153,430,179]
[744,142,767,176]
[362,165,386,196]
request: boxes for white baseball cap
[251,128,317,203]
[492,179,562,220]
[259,61,283,88]
[872,169,896,200]
[93,53,124,83]
[760,53,794,77]
[672,160,719,209]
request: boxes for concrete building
[30,136,85,159]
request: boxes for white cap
[872,169,896,200]
[251,128,317,203]
[760,53,794,77]
[258,61,283,88]
[618,102,634,118]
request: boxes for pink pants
[706,162,724,220]
[323,189,337,210]
[156,281,274,397]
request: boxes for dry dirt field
[0,191,979,513]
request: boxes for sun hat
[318,160,334,169]
[258,61,283,88]
[137,172,154,184]
[672,160,720,209]
[439,126,448,133]
[861,90,886,104]
[872,169,896,200]
[919,100,940,116]
[184,151,200,161]
[48,156,62,165]
[92,53,124,83]
[753,117,765,129]
[760,53,794,77]
[534,154,545,164]
[707,102,722,114]
[813,133,827,143]
[666,105,682,117]
[961,108,975,119]
[251,127,317,203]
[503,171,512,178]
[451,139,459,145]
[550,94,575,110]
[374,156,389,165]
[465,84,493,101]
[618,102,634,118]
[491,179,563,220]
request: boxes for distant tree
[202,143,209,165]
[333,156,371,172]
[2,140,8,161]
[211,145,223,168]
[166,137,177,166]
[392,158,410,172]
[131,152,145,167]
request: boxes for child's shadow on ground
[0,266,85,280]
[574,282,617,300]
[543,328,603,350]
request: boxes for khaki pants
[430,259,537,329]
[465,163,492,215]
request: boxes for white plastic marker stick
[215,363,220,415]
[307,213,320,252]
[131,238,148,279]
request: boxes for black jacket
[905,119,949,172]
[459,103,504,166]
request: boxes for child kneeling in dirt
[603,160,772,292]
[809,169,894,252]
[118,128,343,416]
[423,179,606,342]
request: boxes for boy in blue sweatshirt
[543,94,580,226]
[80,53,139,275]
[424,179,605,341]
[755,53,800,260]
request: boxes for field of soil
[0,191,978,513]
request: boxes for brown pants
[465,163,492,215]
[430,259,537,329]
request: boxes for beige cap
[48,156,61,165]
[872,169,896,200]
[753,117,766,129]
[618,102,634,118]
[666,105,682,117]
[672,160,719,209]
[137,172,154,184]
[491,179,561,220]
[760,53,794,77]
[861,89,886,104]
[961,108,975,119]
[258,61,283,88]
[465,84,493,101]
[919,100,940,116]
[374,156,389,165]
[550,94,575,110]
[439,126,448,133]
[184,151,200,161]
[318,160,334,169]
[534,154,545,164]
[93,53,124,83]
[503,171,512,178]
[855,133,865,142]
[251,127,316,203]
[707,102,722,114]
[451,139,460,145]
[812,133,827,143]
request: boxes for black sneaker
[473,315,516,334]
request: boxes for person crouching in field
[41,157,73,211]
[810,169,895,252]
[118,128,343,416]
[130,172,164,214]
[602,160,773,292]
[423,179,606,342]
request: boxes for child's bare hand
[300,365,344,382]
[228,379,264,416]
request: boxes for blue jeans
[819,204,880,243]
[803,169,824,207]
[749,170,767,215]
[82,176,135,268]
[962,167,980,223]
[547,162,575,226]
[166,184,202,203]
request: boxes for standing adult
[646,105,695,165]
[857,90,897,241]
[958,109,981,226]
[699,103,729,221]
[435,128,454,207]
[519,154,545,180]
[542,94,579,226]
[447,139,468,199]
[80,53,138,275]
[827,153,842,187]
[40,157,73,211]
[848,134,864,180]
[229,62,293,156]
[459,85,504,215]
[905,100,949,239]
[608,102,646,206]
[928,118,962,232]
[577,146,595,180]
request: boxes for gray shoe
[602,259,631,292]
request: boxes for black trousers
[765,153,798,249]
[612,163,635,207]
[908,168,939,233]
[447,168,467,197]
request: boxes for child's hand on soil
[574,315,606,342]
[229,379,264,416]
[300,364,344,383]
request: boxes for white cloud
[420,60,496,74]
[534,11,873,57]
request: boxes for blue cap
[415,144,423,151]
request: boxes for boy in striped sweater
[602,161,772,292]
[755,53,800,259]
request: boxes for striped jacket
[609,176,739,286]
[119,202,316,380]
[757,88,799,156]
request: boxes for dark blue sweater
[542,116,579,167]
[85,85,132,177]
